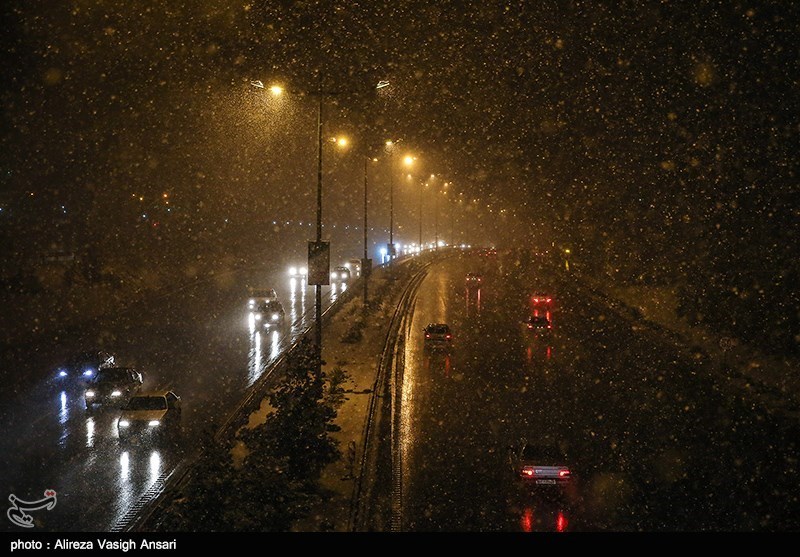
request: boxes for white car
[117,390,182,442]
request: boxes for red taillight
[425,333,431,338]
[446,334,452,339]
[559,469,571,478]
[556,512,567,532]
[527,324,534,329]
[521,467,535,477]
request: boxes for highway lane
[0,262,350,532]
[400,252,800,531]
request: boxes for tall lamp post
[436,181,449,249]
[400,155,419,250]
[362,155,377,305]
[419,179,424,249]
[252,78,389,375]
[383,139,401,264]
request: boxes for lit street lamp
[253,77,389,375]
[432,178,448,250]
[362,154,378,305]
[385,139,403,264]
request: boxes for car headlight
[255,314,262,320]
[111,390,122,397]
[331,272,337,279]
[300,267,307,275]
[148,420,160,427]
[83,368,94,377]
[58,370,68,377]
[272,313,280,321]
[119,420,130,427]
[289,266,297,276]
[85,390,95,398]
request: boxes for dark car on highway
[247,287,278,311]
[84,367,143,410]
[55,350,116,382]
[424,323,453,351]
[254,299,286,330]
[465,272,483,286]
[509,442,572,486]
[523,315,553,336]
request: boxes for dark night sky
[1,1,798,284]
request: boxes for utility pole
[418,180,423,249]
[363,156,369,305]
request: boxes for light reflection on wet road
[400,253,800,531]
[0,266,344,531]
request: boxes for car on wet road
[331,266,351,282]
[287,266,308,279]
[509,442,571,486]
[465,272,483,286]
[424,323,453,351]
[84,367,144,409]
[247,287,278,311]
[117,390,182,442]
[55,350,116,382]
[253,299,286,330]
[522,314,553,337]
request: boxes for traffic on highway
[1,0,796,537]
[0,263,348,531]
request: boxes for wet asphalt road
[2,251,798,532]
[400,253,800,531]
[0,262,351,532]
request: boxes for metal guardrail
[116,286,343,532]
[119,250,458,532]
[349,261,433,531]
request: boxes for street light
[401,156,421,250]
[453,192,464,246]
[418,178,424,249]
[431,177,448,250]
[252,77,389,376]
[362,154,379,305]
[384,139,403,264]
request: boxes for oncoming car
[117,391,182,442]
[331,266,351,282]
[84,367,143,409]
[55,350,116,382]
[288,266,308,279]
[253,299,286,330]
[346,259,362,277]
[247,287,278,311]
